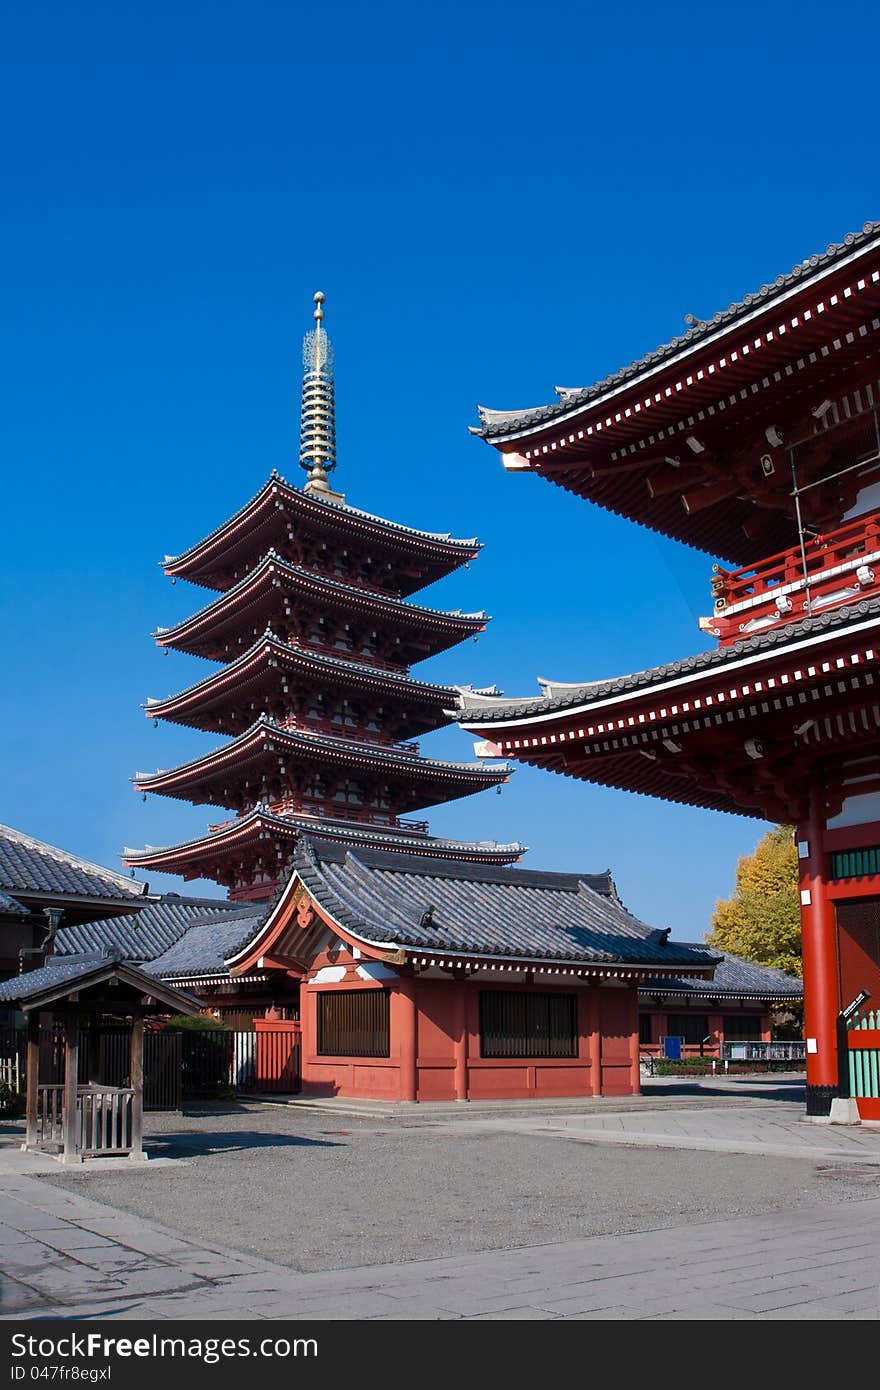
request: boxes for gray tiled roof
[0,823,146,904]
[642,947,802,1000]
[55,895,248,963]
[0,956,104,1002]
[291,839,717,970]
[456,596,880,724]
[146,908,266,980]
[476,223,880,439]
[0,952,202,1013]
[0,890,28,916]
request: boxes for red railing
[283,636,409,675]
[702,511,880,645]
[268,799,429,834]
[275,715,420,756]
[209,803,429,836]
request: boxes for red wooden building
[637,948,802,1058]
[224,839,715,1101]
[459,223,880,1117]
[125,294,522,901]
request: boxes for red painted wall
[299,950,642,1102]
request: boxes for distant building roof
[145,907,266,981]
[642,947,802,1001]
[0,951,202,1015]
[0,890,28,917]
[55,894,248,962]
[0,823,148,921]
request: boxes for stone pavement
[1,1169,878,1321]
[453,1098,880,1163]
[2,1086,880,1320]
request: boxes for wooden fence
[1,1024,300,1109]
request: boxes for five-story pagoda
[126,294,521,901]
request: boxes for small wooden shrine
[0,951,201,1163]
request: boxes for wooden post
[452,977,468,1101]
[129,1017,144,1161]
[585,988,601,1096]
[87,1018,102,1086]
[396,983,418,1102]
[798,783,840,1115]
[23,1012,40,1152]
[61,1015,81,1164]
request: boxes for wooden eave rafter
[490,262,880,563]
[464,621,880,817]
[492,247,880,451]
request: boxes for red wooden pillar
[452,978,468,1101]
[584,988,601,1096]
[798,782,840,1115]
[629,991,641,1095]
[395,982,418,1102]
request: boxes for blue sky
[2,1,877,937]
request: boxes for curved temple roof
[0,822,148,913]
[163,473,481,594]
[124,807,525,872]
[155,550,487,661]
[283,839,718,972]
[456,594,880,726]
[134,715,511,809]
[144,630,460,733]
[475,223,880,441]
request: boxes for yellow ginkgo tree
[707,824,801,977]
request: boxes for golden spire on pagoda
[300,291,343,501]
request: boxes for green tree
[707,824,801,976]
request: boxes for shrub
[650,1058,805,1076]
[0,1080,24,1116]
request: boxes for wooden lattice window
[667,1013,710,1045]
[479,990,577,1059]
[317,990,390,1058]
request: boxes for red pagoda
[126,293,522,902]
[458,223,880,1118]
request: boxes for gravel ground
[40,1101,880,1273]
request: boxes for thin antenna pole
[790,446,813,619]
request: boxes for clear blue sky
[2,1,877,938]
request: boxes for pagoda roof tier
[472,223,880,565]
[124,807,526,885]
[134,716,511,811]
[162,474,481,596]
[145,632,466,737]
[458,596,880,822]
[154,551,487,663]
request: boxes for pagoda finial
[300,291,343,500]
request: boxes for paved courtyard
[1,1080,879,1320]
